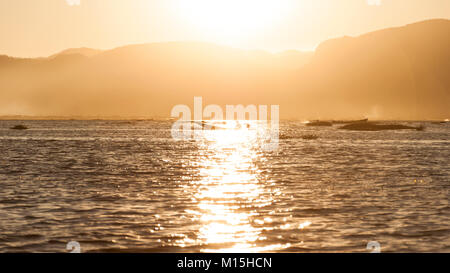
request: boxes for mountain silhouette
[0,19,448,119]
[301,19,450,119]
[49,47,103,58]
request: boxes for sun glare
[176,0,292,40]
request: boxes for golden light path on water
[178,123,311,252]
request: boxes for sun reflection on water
[182,125,292,252]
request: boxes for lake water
[0,120,448,252]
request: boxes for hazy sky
[1,0,449,57]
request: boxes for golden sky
[1,0,449,57]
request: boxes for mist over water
[0,120,448,252]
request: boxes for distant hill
[301,19,450,119]
[0,19,448,119]
[0,42,312,117]
[49,47,103,58]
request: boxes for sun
[175,0,292,41]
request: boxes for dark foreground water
[0,120,448,252]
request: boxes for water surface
[0,120,448,252]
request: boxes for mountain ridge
[0,19,448,119]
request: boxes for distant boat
[191,120,253,130]
[432,119,450,124]
[10,124,28,130]
[305,121,333,127]
[192,121,230,130]
[431,121,446,125]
